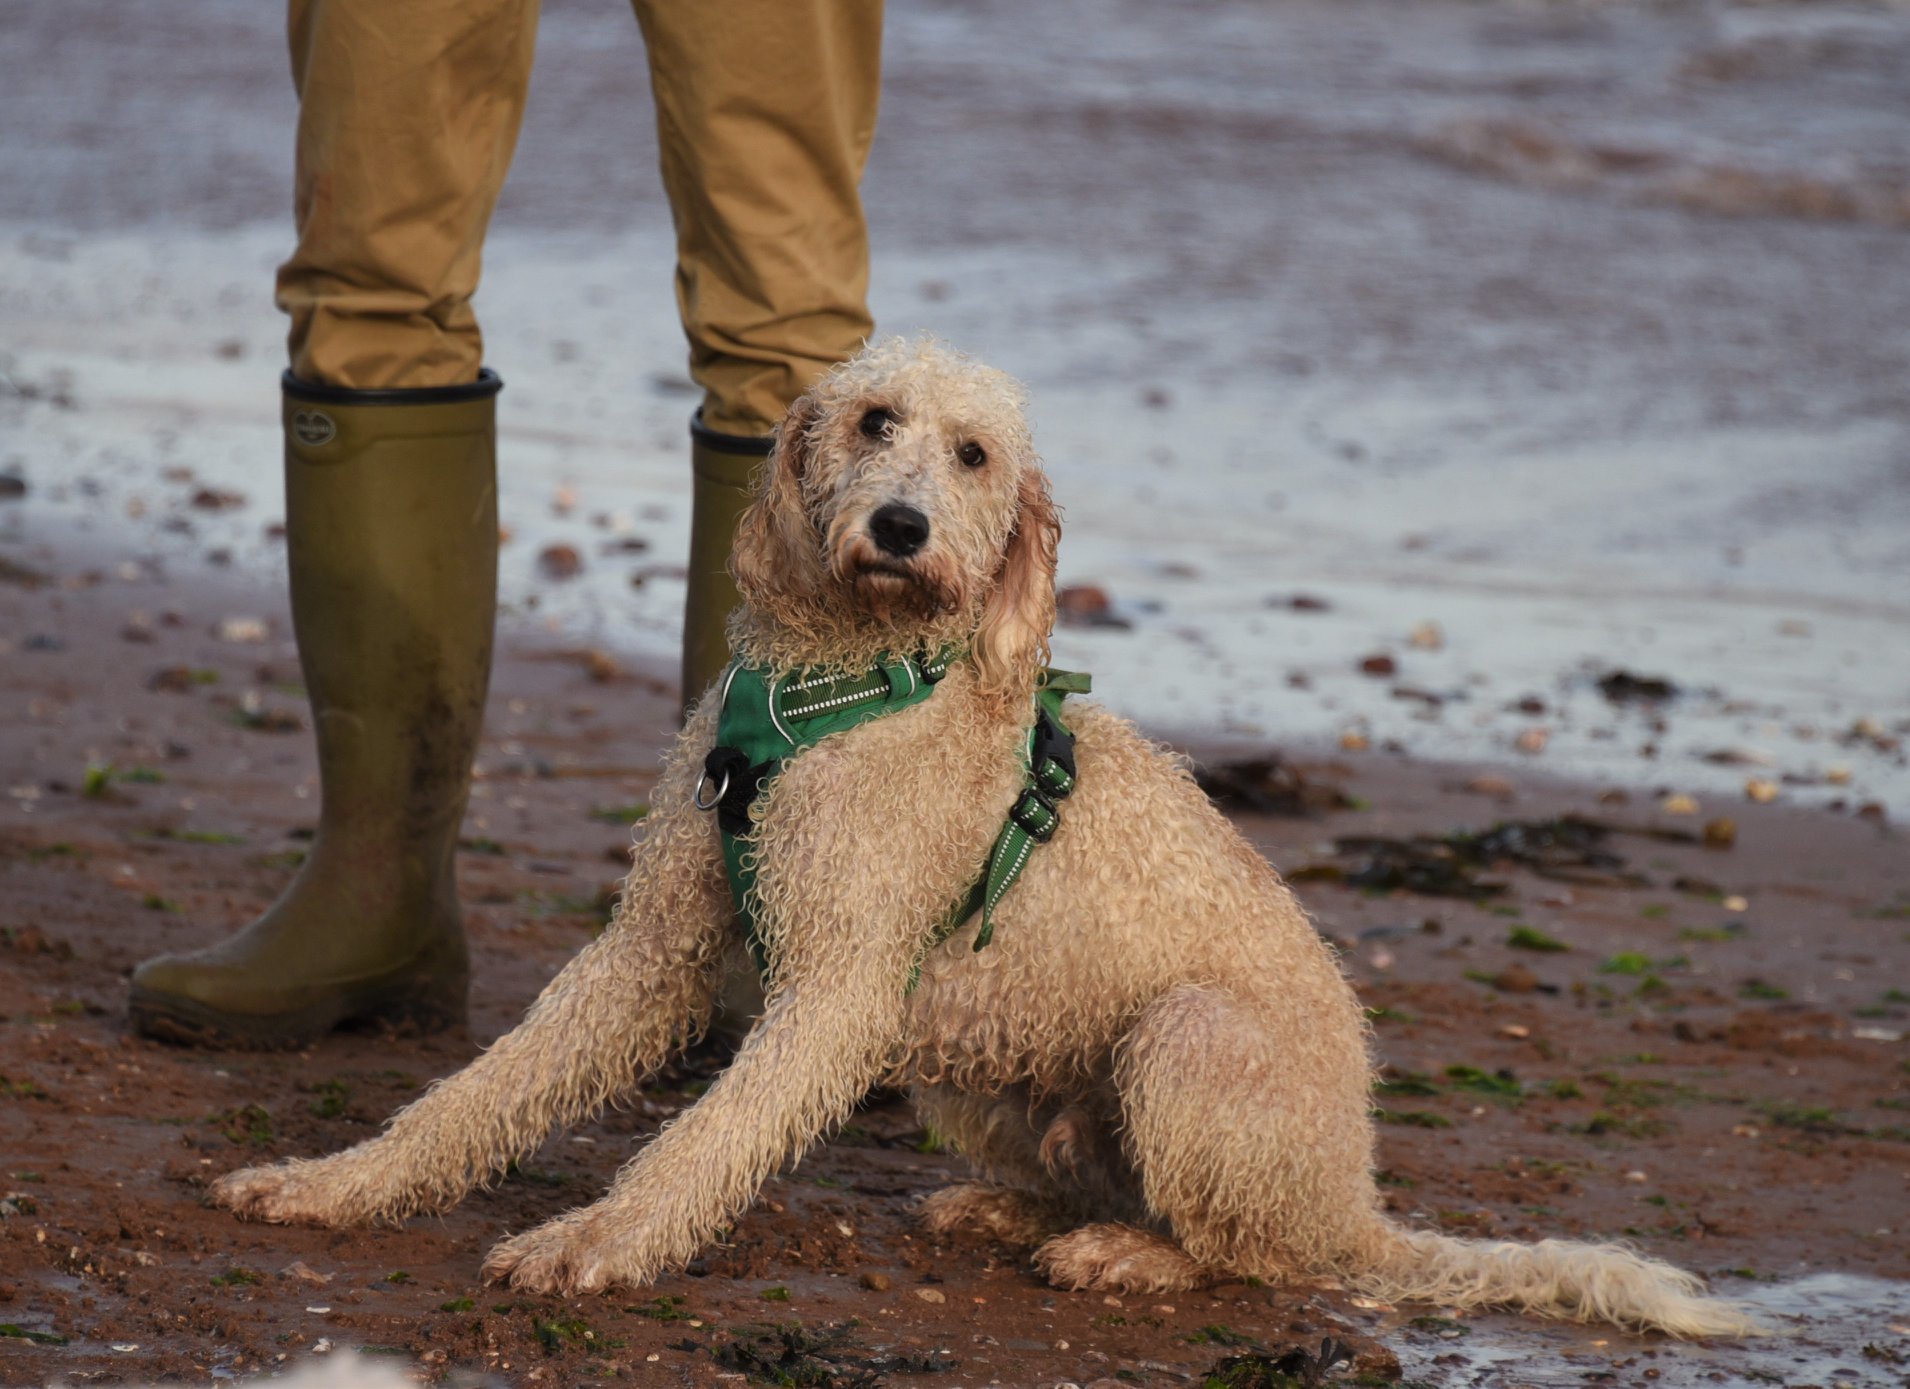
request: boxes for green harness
[697,650,1089,986]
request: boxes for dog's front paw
[483,1216,641,1295]
[212,1155,378,1227]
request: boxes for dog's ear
[972,465,1060,699]
[730,391,821,606]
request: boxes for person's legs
[631,0,884,706]
[279,0,540,390]
[130,0,536,1045]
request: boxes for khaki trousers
[278,0,881,435]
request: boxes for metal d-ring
[693,767,730,812]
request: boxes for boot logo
[291,409,337,447]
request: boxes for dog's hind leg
[914,1085,1074,1247]
[1037,983,1379,1295]
[214,710,735,1228]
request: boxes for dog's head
[731,338,1059,698]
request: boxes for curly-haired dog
[214,339,1753,1337]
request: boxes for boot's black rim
[691,407,775,456]
[282,368,503,406]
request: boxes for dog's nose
[869,503,930,558]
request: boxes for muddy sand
[2,535,1906,1389]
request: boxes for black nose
[869,503,930,558]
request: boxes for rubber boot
[681,412,772,718]
[129,371,502,1047]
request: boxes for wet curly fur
[212,339,1756,1337]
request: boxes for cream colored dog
[215,339,1752,1337]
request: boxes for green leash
[698,651,1089,987]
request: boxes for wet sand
[2,542,1906,1387]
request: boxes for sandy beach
[3,0,1909,1384]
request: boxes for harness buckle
[1009,786,1061,843]
[1030,709,1077,800]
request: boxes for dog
[214,338,1753,1337]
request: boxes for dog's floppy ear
[972,465,1060,699]
[730,390,821,606]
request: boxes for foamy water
[1378,1272,1910,1388]
[4,0,1907,810]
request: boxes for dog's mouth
[835,535,961,621]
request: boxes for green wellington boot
[129,371,502,1047]
[681,412,772,716]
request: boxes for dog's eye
[858,408,893,439]
[957,442,987,469]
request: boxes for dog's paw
[483,1217,637,1295]
[212,1157,373,1227]
[1034,1223,1212,1295]
[919,1183,1065,1247]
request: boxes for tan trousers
[278,0,881,435]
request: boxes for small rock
[1514,728,1549,754]
[281,1261,332,1286]
[190,488,246,511]
[1660,793,1700,816]
[582,649,621,683]
[1408,621,1444,650]
[147,667,199,693]
[1492,964,1540,994]
[1282,593,1331,612]
[1497,1023,1530,1040]
[1358,652,1397,678]
[1465,775,1514,797]
[858,1272,891,1292]
[1596,669,1678,704]
[1511,695,1547,715]
[1743,778,1779,804]
[216,616,269,644]
[1703,747,1774,767]
[913,1287,945,1303]
[0,475,26,500]
[1722,895,1748,913]
[538,544,584,580]
[1339,729,1370,752]
[1056,585,1130,629]
[1702,817,1738,849]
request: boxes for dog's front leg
[481,930,913,1293]
[213,707,734,1227]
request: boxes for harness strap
[703,652,1087,991]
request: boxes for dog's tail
[1347,1221,1763,1338]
